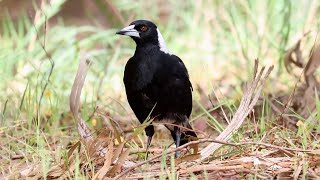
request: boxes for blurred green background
[0,0,319,178]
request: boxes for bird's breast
[124,56,158,91]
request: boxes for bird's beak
[116,25,140,38]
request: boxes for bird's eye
[140,25,147,32]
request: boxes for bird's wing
[152,54,193,118]
[157,76,193,117]
[125,89,155,123]
[171,55,193,91]
[124,57,156,123]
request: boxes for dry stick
[199,60,274,161]
[128,165,245,179]
[113,138,314,180]
[70,54,94,144]
[179,165,244,174]
[126,172,163,179]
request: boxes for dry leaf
[241,162,254,169]
[288,43,320,122]
[284,39,304,73]
[93,141,114,180]
[47,165,64,178]
[176,154,200,164]
[108,148,131,177]
[189,136,199,155]
[67,141,81,160]
[304,44,320,88]
[111,141,125,163]
[293,160,303,180]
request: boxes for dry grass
[1,0,320,179]
[11,58,317,179]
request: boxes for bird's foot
[145,135,153,160]
[175,151,180,158]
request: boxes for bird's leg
[145,125,154,159]
[174,126,181,158]
[145,136,153,159]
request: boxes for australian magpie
[116,20,197,157]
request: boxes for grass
[1,0,320,179]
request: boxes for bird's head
[116,20,157,42]
[116,20,171,54]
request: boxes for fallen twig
[199,60,274,160]
[179,164,244,174]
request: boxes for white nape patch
[121,25,140,38]
[156,28,172,55]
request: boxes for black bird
[116,20,197,157]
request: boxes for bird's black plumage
[117,20,197,156]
